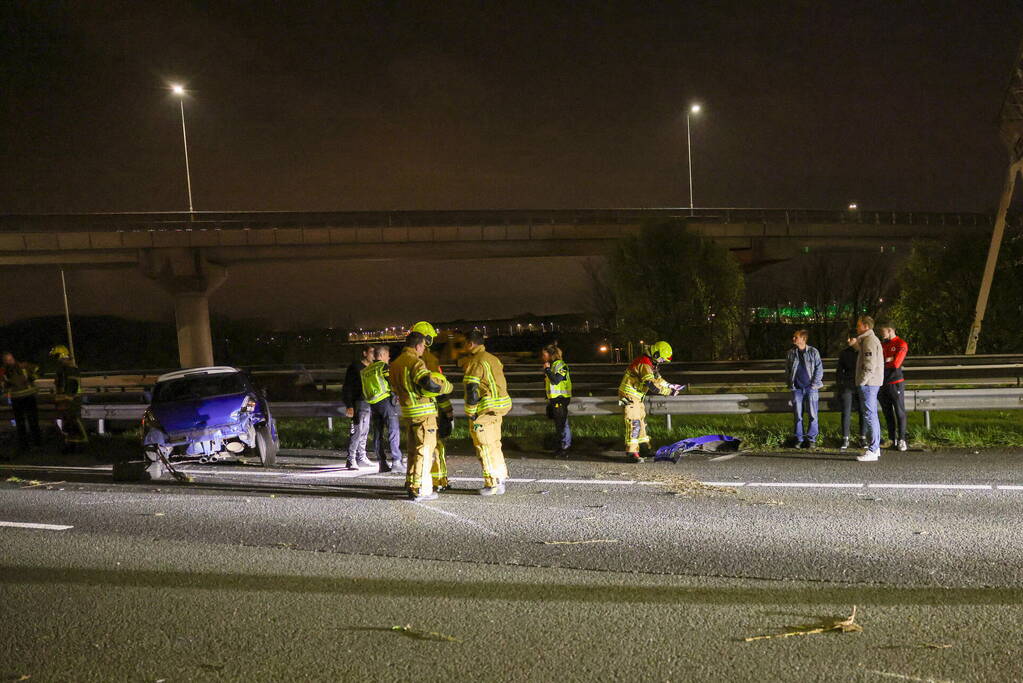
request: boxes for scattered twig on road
[390,624,461,642]
[744,606,863,642]
[643,473,738,496]
[539,539,619,545]
[20,480,56,488]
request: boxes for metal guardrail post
[924,411,931,430]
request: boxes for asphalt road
[1,445,1022,682]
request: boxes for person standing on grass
[854,315,885,462]
[341,344,374,469]
[786,330,823,450]
[836,331,865,451]
[878,323,909,452]
[541,343,572,457]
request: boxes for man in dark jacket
[341,345,374,469]
[2,352,42,453]
[836,331,865,451]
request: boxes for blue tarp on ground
[654,434,743,463]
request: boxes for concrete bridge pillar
[140,248,227,368]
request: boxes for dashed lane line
[0,521,73,531]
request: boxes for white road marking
[0,521,73,531]
[412,503,499,536]
[534,479,636,485]
[745,482,865,488]
[866,483,993,490]
[3,462,1021,494]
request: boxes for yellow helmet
[411,321,438,346]
[421,371,452,397]
[49,345,71,359]
[650,341,673,363]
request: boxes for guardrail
[0,208,997,232]
[74,387,1023,433]
[58,356,1023,396]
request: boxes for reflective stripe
[360,362,391,405]
[545,359,572,398]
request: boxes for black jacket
[341,360,365,407]
[836,347,858,389]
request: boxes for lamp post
[170,83,194,213]
[686,103,701,212]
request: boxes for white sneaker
[856,449,880,462]
[897,440,908,452]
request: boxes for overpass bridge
[0,208,992,367]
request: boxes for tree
[891,231,1023,354]
[608,220,745,360]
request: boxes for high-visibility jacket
[2,362,39,399]
[545,359,572,399]
[54,362,82,399]
[359,361,392,405]
[618,355,672,400]
[422,347,453,414]
[389,348,438,419]
[461,345,512,418]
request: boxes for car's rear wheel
[256,424,277,467]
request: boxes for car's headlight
[142,408,161,432]
[230,396,257,420]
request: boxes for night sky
[2,1,1021,328]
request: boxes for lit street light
[686,103,701,212]
[170,83,194,213]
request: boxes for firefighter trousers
[623,399,650,454]
[403,415,438,496]
[431,412,452,487]
[469,409,509,488]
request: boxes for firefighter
[410,321,454,491]
[389,332,452,502]
[460,330,512,496]
[542,343,572,457]
[618,341,685,463]
[1,351,42,452]
[49,345,88,450]
[360,344,405,474]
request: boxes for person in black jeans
[341,345,374,469]
[836,331,865,451]
[2,352,42,453]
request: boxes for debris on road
[539,539,619,545]
[744,606,863,642]
[654,435,742,463]
[642,473,737,496]
[390,624,461,643]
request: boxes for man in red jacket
[878,324,909,451]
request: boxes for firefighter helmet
[411,321,438,346]
[49,345,71,359]
[650,341,673,363]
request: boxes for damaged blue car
[142,366,279,466]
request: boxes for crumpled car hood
[151,393,249,434]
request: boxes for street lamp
[686,103,701,212]
[170,83,194,213]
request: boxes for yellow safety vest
[389,348,438,419]
[462,345,512,417]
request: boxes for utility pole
[966,40,1023,354]
[60,268,76,363]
